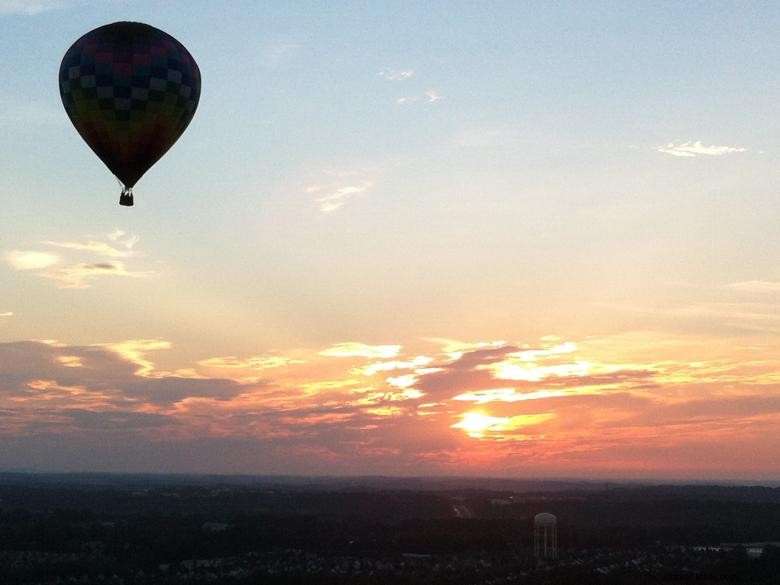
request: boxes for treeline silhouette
[1,478,779,584]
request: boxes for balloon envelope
[59,22,201,190]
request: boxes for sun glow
[451,411,556,439]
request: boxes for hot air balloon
[59,22,201,206]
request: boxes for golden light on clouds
[320,342,402,359]
[356,356,434,376]
[198,355,305,370]
[452,388,572,404]
[2,330,780,478]
[451,411,556,439]
[56,355,84,368]
[101,339,171,377]
[487,360,593,382]
[5,250,60,270]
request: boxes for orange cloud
[1,334,779,478]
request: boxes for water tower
[533,512,557,560]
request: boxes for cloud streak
[379,69,414,81]
[397,90,441,105]
[310,181,374,213]
[44,261,152,289]
[657,141,747,158]
[42,238,137,259]
[320,342,402,359]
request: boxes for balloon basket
[119,188,134,207]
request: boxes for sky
[1,1,779,480]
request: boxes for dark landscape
[1,473,778,584]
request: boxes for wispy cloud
[310,180,374,213]
[320,342,402,359]
[379,69,414,81]
[657,141,747,158]
[0,311,13,318]
[356,356,434,376]
[198,355,305,370]
[396,90,441,105]
[107,229,140,249]
[42,239,136,259]
[5,250,60,270]
[45,261,152,289]
[6,231,152,289]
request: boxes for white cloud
[314,181,373,213]
[0,311,13,318]
[357,356,434,376]
[107,229,140,250]
[396,90,441,105]
[42,240,135,258]
[657,141,747,158]
[379,69,414,81]
[5,250,60,270]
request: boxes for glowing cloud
[486,360,593,382]
[452,388,571,403]
[385,374,418,389]
[657,141,747,158]
[451,411,555,439]
[314,181,374,213]
[56,355,84,368]
[198,355,304,370]
[320,342,401,359]
[7,231,150,289]
[42,239,135,258]
[5,250,60,270]
[45,261,152,289]
[100,339,171,377]
[0,311,13,318]
[357,356,434,376]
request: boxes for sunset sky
[1,1,779,480]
